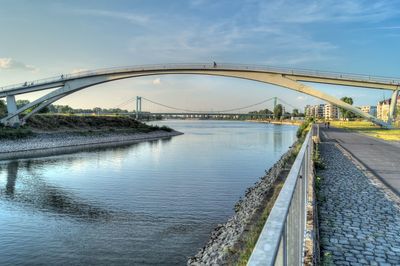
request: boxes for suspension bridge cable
[141,96,276,113]
[214,97,276,112]
[112,96,293,113]
[114,96,137,109]
[276,97,300,110]
[141,97,198,112]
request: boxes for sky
[0,0,400,112]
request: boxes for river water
[0,120,297,265]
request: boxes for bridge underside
[0,67,396,128]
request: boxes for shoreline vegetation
[0,115,182,160]
[188,119,311,265]
[246,119,303,126]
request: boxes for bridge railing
[247,127,313,266]
[1,63,399,93]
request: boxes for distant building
[316,104,325,118]
[324,104,340,120]
[305,105,314,117]
[305,103,339,119]
[360,105,377,117]
[377,96,400,121]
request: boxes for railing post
[283,222,288,266]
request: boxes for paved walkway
[318,132,400,265]
[320,127,400,196]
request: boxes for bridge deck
[1,63,399,95]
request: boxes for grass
[0,115,174,139]
[234,177,286,265]
[313,143,325,170]
[25,114,173,133]
[329,120,400,141]
[0,127,33,139]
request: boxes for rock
[187,142,299,265]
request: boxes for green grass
[330,120,400,141]
[26,114,174,133]
[0,127,33,139]
[234,178,286,265]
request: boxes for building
[377,96,400,121]
[305,103,339,119]
[324,104,340,120]
[377,99,391,121]
[360,105,377,117]
[305,105,314,117]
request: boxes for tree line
[0,99,129,117]
[248,104,305,119]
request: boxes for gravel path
[318,142,400,265]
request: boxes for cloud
[0,58,38,72]
[70,0,399,68]
[152,78,161,85]
[73,9,149,24]
[374,26,400,30]
[257,0,400,24]
[297,96,306,100]
[125,2,340,66]
[71,68,88,74]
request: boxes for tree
[339,97,355,120]
[274,104,283,120]
[59,105,74,114]
[16,99,35,114]
[93,107,102,115]
[16,99,30,109]
[0,99,7,117]
[292,108,299,117]
[38,106,50,113]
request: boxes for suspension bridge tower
[136,96,142,119]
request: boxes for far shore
[246,119,303,126]
[0,130,183,161]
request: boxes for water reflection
[273,128,283,152]
[0,121,297,265]
[1,160,112,221]
[5,161,18,196]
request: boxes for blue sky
[0,0,399,112]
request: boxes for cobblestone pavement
[318,142,400,266]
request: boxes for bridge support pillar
[387,89,399,125]
[136,96,142,120]
[5,95,20,127]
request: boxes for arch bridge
[0,63,399,127]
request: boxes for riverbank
[188,138,301,265]
[246,119,303,126]
[0,130,183,160]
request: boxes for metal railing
[247,128,313,266]
[1,63,399,93]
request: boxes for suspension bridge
[113,96,300,120]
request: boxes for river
[0,120,297,265]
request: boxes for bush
[313,143,325,169]
[296,119,311,138]
[0,127,33,139]
[160,125,172,132]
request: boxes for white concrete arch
[1,64,397,127]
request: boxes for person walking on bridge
[213,61,217,68]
